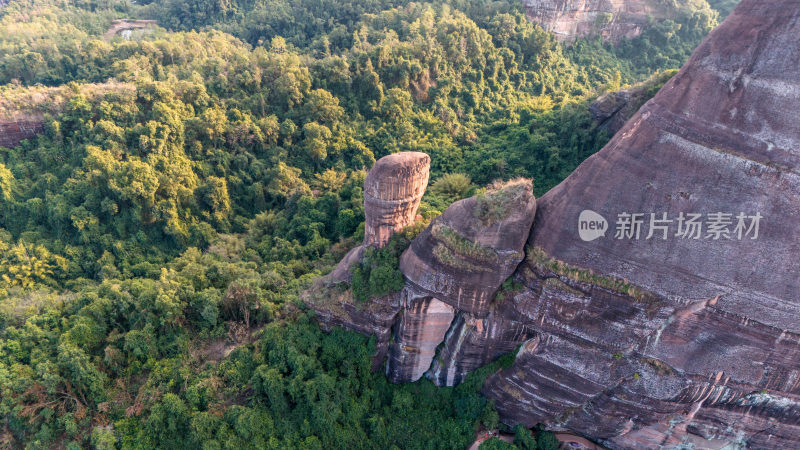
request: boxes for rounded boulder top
[364,152,430,201]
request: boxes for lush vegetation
[0,0,730,446]
[350,222,425,302]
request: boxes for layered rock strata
[385,180,537,383]
[363,152,430,248]
[304,151,431,368]
[521,0,676,43]
[589,71,674,135]
[309,1,800,446]
[0,120,44,149]
[399,180,537,317]
[482,1,800,447]
[426,298,537,386]
[386,294,455,383]
[306,174,537,384]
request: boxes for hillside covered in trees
[0,0,730,447]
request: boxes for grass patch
[495,277,524,301]
[643,357,675,376]
[433,244,488,272]
[431,222,497,263]
[473,178,533,226]
[527,246,648,301]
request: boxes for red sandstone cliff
[485,1,800,447]
[307,1,800,446]
[0,120,43,148]
[521,0,693,43]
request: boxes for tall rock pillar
[363,152,430,248]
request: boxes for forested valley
[0,0,730,447]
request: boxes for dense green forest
[0,0,729,447]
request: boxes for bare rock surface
[590,71,674,135]
[386,291,455,383]
[521,0,677,43]
[399,179,536,317]
[308,2,800,445]
[0,120,44,149]
[484,1,800,447]
[363,152,430,248]
[426,293,537,386]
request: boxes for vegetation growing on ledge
[350,222,426,302]
[473,178,533,226]
[495,277,525,302]
[433,243,490,272]
[432,223,498,263]
[526,246,649,301]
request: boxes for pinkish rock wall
[0,120,44,148]
[386,293,455,382]
[303,152,431,369]
[484,1,800,447]
[363,152,430,248]
[399,179,536,317]
[521,0,674,43]
[308,2,800,446]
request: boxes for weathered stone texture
[521,0,676,43]
[386,291,455,383]
[0,120,44,148]
[309,1,800,446]
[399,180,536,317]
[426,294,537,386]
[589,71,674,135]
[363,151,430,248]
[483,1,800,447]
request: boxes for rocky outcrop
[364,152,430,248]
[304,284,402,371]
[386,294,455,383]
[304,151,431,368]
[399,179,536,317]
[306,172,537,384]
[0,120,44,148]
[310,1,800,446]
[589,71,674,135]
[521,0,679,43]
[384,179,537,383]
[482,0,800,447]
[103,19,157,41]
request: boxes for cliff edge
[307,1,800,446]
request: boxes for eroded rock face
[304,285,402,371]
[364,152,430,248]
[589,71,674,135]
[0,120,44,148]
[521,0,676,43]
[310,3,800,444]
[303,152,430,368]
[386,291,455,383]
[306,175,537,385]
[483,1,800,447]
[399,180,536,317]
[427,296,537,386]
